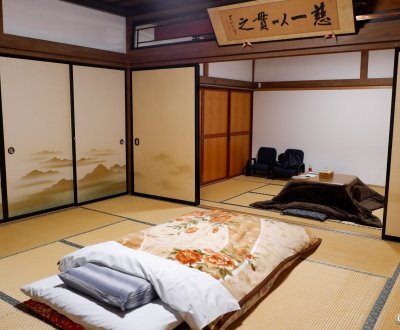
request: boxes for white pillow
[59,241,240,330]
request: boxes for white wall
[254,52,361,81]
[2,0,126,53]
[209,60,253,81]
[252,89,392,185]
[368,49,396,78]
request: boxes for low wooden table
[292,173,357,186]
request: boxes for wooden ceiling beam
[126,0,246,24]
[59,0,128,16]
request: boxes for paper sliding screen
[132,66,199,204]
[73,65,126,203]
[0,57,74,218]
[383,49,400,240]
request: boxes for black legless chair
[245,147,277,178]
[271,149,305,179]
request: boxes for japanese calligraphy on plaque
[208,0,355,46]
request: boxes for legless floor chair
[245,147,277,178]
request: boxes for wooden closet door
[201,89,229,184]
[0,57,74,218]
[229,91,252,177]
[73,65,126,203]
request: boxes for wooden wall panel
[202,137,228,183]
[229,135,250,176]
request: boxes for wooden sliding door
[229,91,252,176]
[200,88,252,184]
[201,89,229,183]
[73,65,126,203]
[0,57,74,218]
[132,65,199,204]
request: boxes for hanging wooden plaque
[208,0,355,45]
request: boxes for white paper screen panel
[252,89,391,185]
[368,49,395,79]
[254,52,361,81]
[385,56,400,238]
[209,60,253,81]
[2,0,126,53]
[73,66,126,203]
[132,67,198,204]
[199,63,204,76]
[0,57,74,217]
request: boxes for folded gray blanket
[58,262,158,311]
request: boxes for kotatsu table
[251,173,384,227]
[292,173,357,186]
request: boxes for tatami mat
[232,175,271,183]
[201,180,266,202]
[0,307,55,329]
[224,192,273,206]
[0,208,121,258]
[250,184,284,195]
[68,220,151,246]
[372,207,384,220]
[307,228,400,277]
[233,175,288,185]
[0,300,16,319]
[231,260,386,330]
[369,185,386,196]
[85,195,204,225]
[0,243,76,302]
[374,270,400,329]
[0,183,396,330]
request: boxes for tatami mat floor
[0,181,399,330]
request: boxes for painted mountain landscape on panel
[7,148,126,217]
[76,148,126,203]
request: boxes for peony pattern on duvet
[117,209,318,301]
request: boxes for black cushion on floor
[281,208,328,221]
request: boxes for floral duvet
[117,209,321,329]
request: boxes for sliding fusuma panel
[0,57,74,218]
[384,49,400,240]
[73,65,126,203]
[132,65,199,204]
